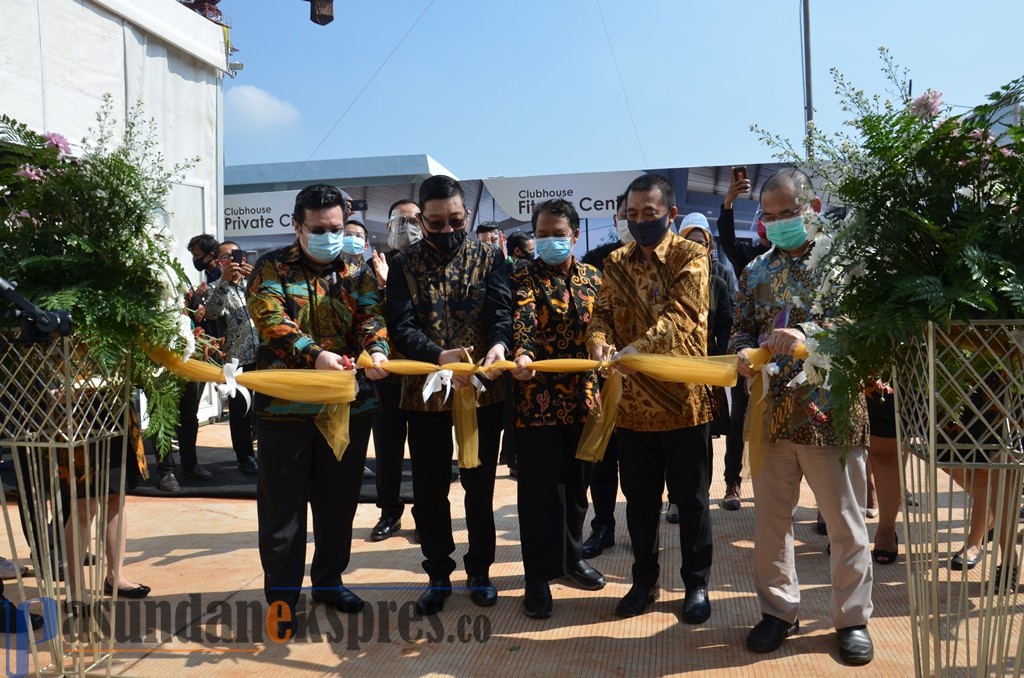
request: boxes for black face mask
[192,255,210,272]
[425,230,467,255]
[626,214,671,248]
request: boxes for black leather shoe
[371,517,402,542]
[182,464,214,481]
[312,585,364,613]
[2,600,44,631]
[238,457,258,476]
[523,580,552,619]
[416,580,451,616]
[994,563,1019,592]
[837,625,874,665]
[561,560,606,590]
[747,614,799,653]
[615,584,660,618]
[682,587,711,624]
[103,579,151,599]
[467,575,498,607]
[581,527,614,559]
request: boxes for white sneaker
[0,557,28,580]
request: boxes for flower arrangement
[0,96,196,454]
[754,48,1024,432]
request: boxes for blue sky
[222,0,1024,180]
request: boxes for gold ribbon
[744,345,809,477]
[147,346,357,460]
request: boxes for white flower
[791,295,804,309]
[176,313,194,361]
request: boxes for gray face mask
[387,216,421,250]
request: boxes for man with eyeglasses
[587,174,715,625]
[385,174,512,615]
[730,168,873,665]
[247,183,390,638]
[368,199,421,543]
[204,240,259,476]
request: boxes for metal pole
[802,0,814,158]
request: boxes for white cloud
[225,85,300,133]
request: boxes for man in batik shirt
[510,198,604,619]
[730,167,873,665]
[386,175,512,616]
[587,173,714,625]
[247,183,389,639]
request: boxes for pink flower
[43,132,72,156]
[14,165,43,181]
[1001,147,1016,158]
[910,89,943,120]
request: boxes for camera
[350,199,368,212]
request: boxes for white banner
[483,170,644,221]
[223,190,299,238]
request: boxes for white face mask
[615,219,634,245]
[387,215,421,250]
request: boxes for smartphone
[733,166,748,182]
[350,199,368,212]
[231,249,244,264]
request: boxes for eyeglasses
[388,215,419,228]
[760,205,807,225]
[302,226,344,236]
[420,215,468,232]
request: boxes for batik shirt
[728,243,868,446]
[511,258,601,428]
[205,277,259,366]
[386,237,512,413]
[587,233,713,432]
[247,241,389,421]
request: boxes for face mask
[626,214,671,248]
[765,214,809,251]
[340,234,365,255]
[535,236,573,265]
[192,256,210,272]
[304,231,343,262]
[615,220,634,245]
[388,217,422,250]
[425,229,466,255]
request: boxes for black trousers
[406,402,502,581]
[516,424,592,582]
[499,374,517,469]
[159,381,203,474]
[226,363,256,464]
[371,380,408,519]
[724,379,748,485]
[617,424,712,590]
[255,414,372,609]
[588,432,619,532]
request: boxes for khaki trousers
[752,440,873,629]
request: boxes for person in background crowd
[204,240,259,476]
[367,199,421,542]
[157,233,221,492]
[587,174,714,625]
[731,167,874,665]
[475,221,506,256]
[247,183,390,638]
[510,198,605,619]
[506,231,535,271]
[580,193,627,558]
[386,175,512,616]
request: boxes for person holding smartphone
[205,240,259,476]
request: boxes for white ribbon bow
[423,369,454,404]
[218,358,251,413]
[758,362,780,404]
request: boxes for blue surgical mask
[341,234,365,255]
[304,231,343,262]
[765,215,809,251]
[535,236,573,265]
